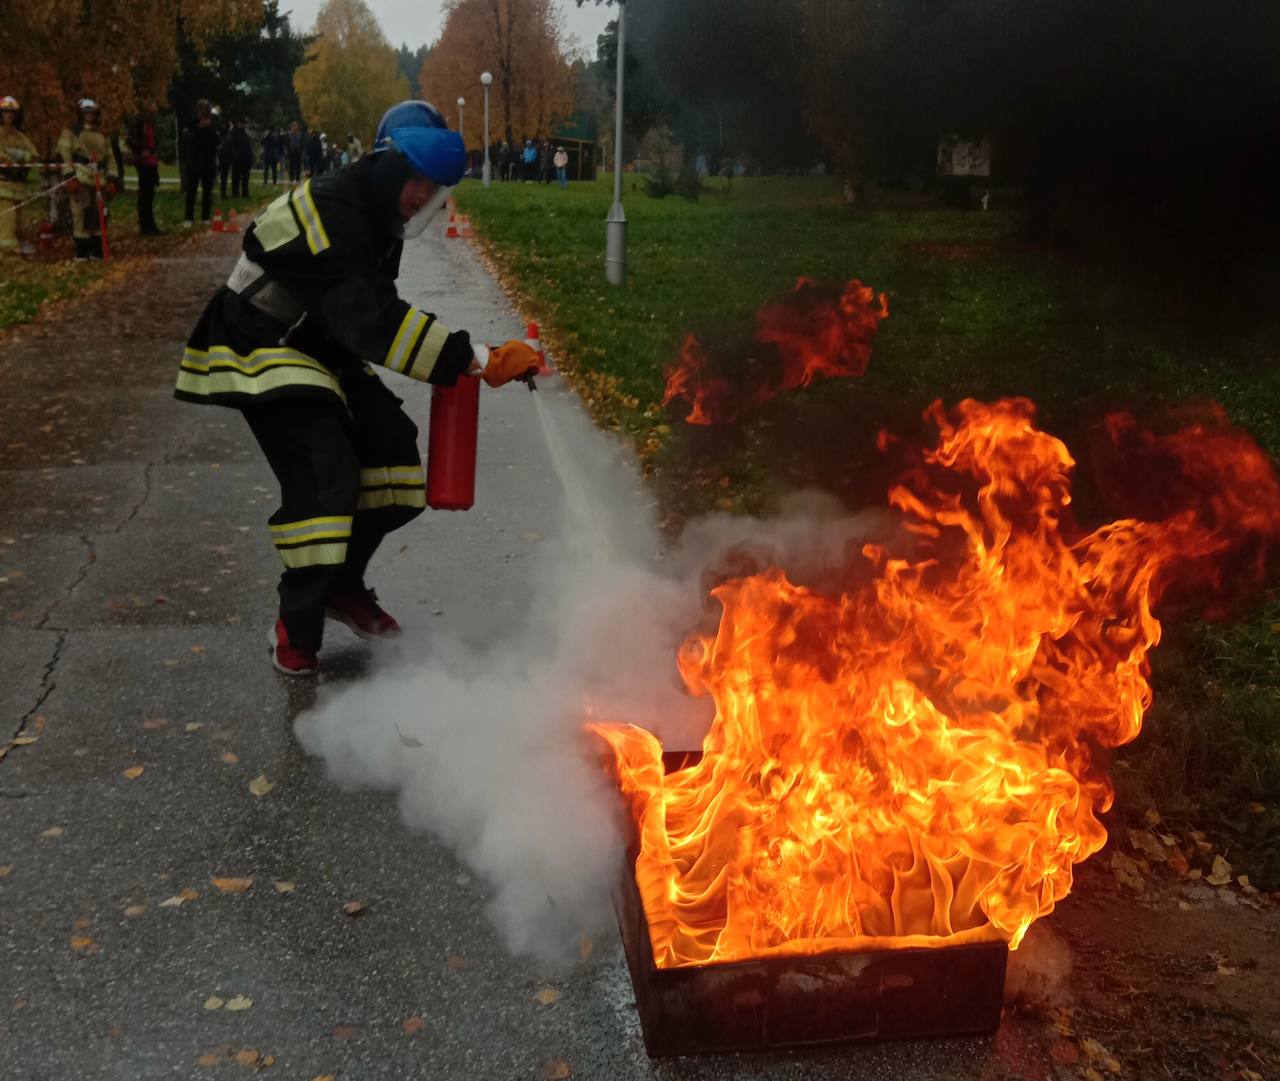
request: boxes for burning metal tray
[615,751,1008,1057]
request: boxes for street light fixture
[605,0,627,285]
[480,71,493,188]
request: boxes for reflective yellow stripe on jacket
[176,345,346,404]
[357,465,427,511]
[269,515,351,568]
[290,180,330,254]
[383,307,450,381]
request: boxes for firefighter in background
[0,96,37,255]
[57,97,120,260]
[176,100,539,676]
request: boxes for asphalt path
[0,223,1034,1080]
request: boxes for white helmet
[78,97,98,112]
[0,96,20,112]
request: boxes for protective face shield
[400,182,452,239]
[371,125,465,240]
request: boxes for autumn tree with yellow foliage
[420,0,574,149]
[293,0,408,148]
[0,0,261,152]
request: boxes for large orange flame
[662,279,888,425]
[592,399,1280,968]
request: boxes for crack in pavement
[5,432,193,756]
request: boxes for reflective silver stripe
[385,465,425,485]
[269,516,353,544]
[385,308,428,374]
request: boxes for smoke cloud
[295,388,891,962]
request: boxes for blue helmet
[374,100,465,187]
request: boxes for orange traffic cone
[460,215,474,238]
[525,321,551,374]
[445,213,459,239]
[226,208,241,233]
[211,208,224,232]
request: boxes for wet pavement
[0,221,1033,1080]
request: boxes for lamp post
[480,71,493,188]
[605,0,627,285]
[456,96,466,175]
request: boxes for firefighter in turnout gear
[177,100,539,676]
[57,98,119,260]
[0,96,37,254]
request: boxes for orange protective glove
[481,340,539,388]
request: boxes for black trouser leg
[242,400,360,652]
[200,171,214,220]
[137,164,158,233]
[184,177,196,221]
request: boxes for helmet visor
[400,183,453,240]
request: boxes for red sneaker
[325,587,402,640]
[267,619,318,676]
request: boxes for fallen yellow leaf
[225,994,253,1011]
[1207,854,1233,886]
[185,723,203,733]
[310,1076,336,1081]
[141,718,169,730]
[40,826,65,839]
[159,888,199,908]
[122,766,145,780]
[233,1049,259,1067]
[204,996,225,1010]
[342,900,366,917]
[274,881,296,894]
[0,865,13,877]
[12,736,38,746]
[211,877,254,894]
[195,1053,224,1067]
[248,775,274,797]
[402,1015,426,1035]
[70,935,96,951]
[535,987,561,1006]
[579,936,594,961]
[124,904,146,918]
[220,752,240,764]
[262,1054,276,1067]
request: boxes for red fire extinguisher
[426,372,480,510]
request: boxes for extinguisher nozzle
[524,374,538,392]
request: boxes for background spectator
[554,145,568,189]
[127,102,164,235]
[306,128,323,176]
[286,121,303,183]
[183,100,219,226]
[262,127,280,185]
[230,118,252,197]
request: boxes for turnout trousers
[242,368,426,651]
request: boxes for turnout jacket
[176,156,472,410]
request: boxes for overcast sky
[280,0,616,59]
